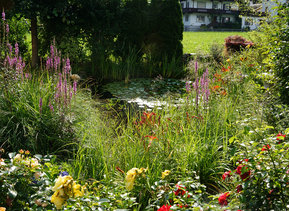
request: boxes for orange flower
[220,90,227,96]
[211,85,221,92]
[214,73,222,78]
[221,66,231,72]
[143,112,156,121]
[144,136,158,150]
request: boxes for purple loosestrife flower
[50,45,54,58]
[195,61,198,76]
[15,43,19,57]
[6,23,9,33]
[7,43,12,55]
[25,73,30,79]
[194,78,199,109]
[46,57,51,70]
[2,11,5,21]
[65,58,71,74]
[39,98,43,114]
[49,100,54,112]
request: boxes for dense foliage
[7,0,184,80]
[272,2,289,104]
[1,1,289,210]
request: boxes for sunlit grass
[182,31,251,54]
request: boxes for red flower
[240,170,251,181]
[218,192,230,206]
[158,205,171,211]
[177,204,189,208]
[174,184,187,196]
[236,165,251,181]
[222,171,232,181]
[236,185,242,193]
[261,144,271,151]
[277,133,286,143]
[236,165,243,175]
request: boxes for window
[186,1,190,8]
[197,15,205,23]
[181,2,185,8]
[213,2,218,9]
[197,2,206,8]
[185,14,189,22]
[222,17,230,23]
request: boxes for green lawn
[182,31,250,54]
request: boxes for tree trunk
[31,16,38,68]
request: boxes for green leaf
[229,136,236,144]
[264,125,274,130]
[8,188,17,199]
[244,126,250,135]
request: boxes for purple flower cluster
[4,43,26,80]
[1,13,77,116]
[45,43,77,113]
[187,61,211,110]
[2,11,5,21]
[46,45,61,71]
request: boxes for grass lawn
[182,31,251,54]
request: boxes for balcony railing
[182,7,240,15]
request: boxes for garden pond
[101,78,188,110]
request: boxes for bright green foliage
[272,2,289,104]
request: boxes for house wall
[262,0,287,16]
[180,0,238,10]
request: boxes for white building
[181,0,287,31]
[180,0,241,31]
[241,0,287,30]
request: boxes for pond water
[101,78,187,110]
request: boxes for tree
[115,0,149,61]
[148,0,184,75]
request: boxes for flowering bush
[220,129,289,210]
[0,14,79,155]
[147,174,206,210]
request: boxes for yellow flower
[226,59,230,62]
[52,176,73,192]
[161,170,171,179]
[73,182,84,197]
[51,190,67,210]
[138,168,147,174]
[30,158,40,168]
[125,168,139,191]
[0,207,6,211]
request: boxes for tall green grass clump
[73,58,260,201]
